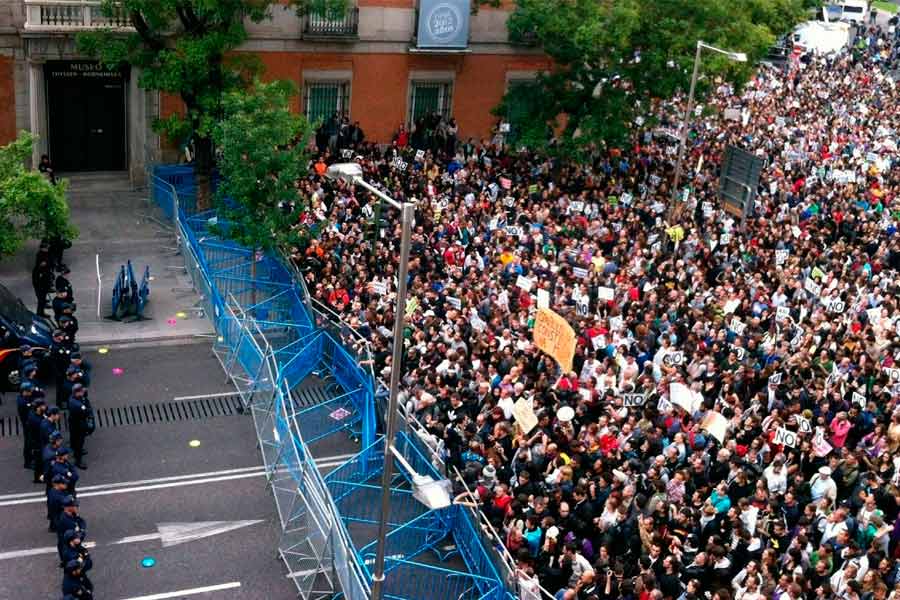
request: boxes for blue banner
[417,0,470,49]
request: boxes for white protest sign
[804,278,821,297]
[414,149,426,162]
[341,148,354,159]
[776,306,791,322]
[663,351,685,367]
[392,157,408,171]
[513,397,538,434]
[573,267,589,279]
[623,393,646,408]
[536,288,550,309]
[597,286,615,301]
[884,366,900,383]
[516,275,533,292]
[576,300,590,317]
[701,411,729,445]
[731,345,746,361]
[657,397,674,413]
[852,391,867,407]
[768,371,782,387]
[609,315,624,331]
[570,201,584,213]
[730,318,746,336]
[591,335,607,351]
[723,299,741,315]
[774,427,798,448]
[446,296,461,310]
[796,414,812,433]
[825,298,846,314]
[669,382,700,413]
[775,249,789,266]
[370,281,388,296]
[505,225,522,237]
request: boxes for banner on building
[417,0,471,49]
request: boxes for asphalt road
[0,342,356,600]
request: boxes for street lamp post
[669,40,747,220]
[325,163,414,600]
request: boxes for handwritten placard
[516,275,534,292]
[597,286,615,301]
[774,427,798,448]
[623,393,646,408]
[533,308,577,372]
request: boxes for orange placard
[533,308,576,373]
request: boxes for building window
[303,81,350,126]
[408,81,453,125]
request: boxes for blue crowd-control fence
[149,164,517,600]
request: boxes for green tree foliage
[77,0,346,209]
[212,80,313,253]
[0,132,77,256]
[502,0,813,155]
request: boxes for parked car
[0,283,54,390]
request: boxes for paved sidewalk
[0,172,214,346]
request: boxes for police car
[0,283,54,390]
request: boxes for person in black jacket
[32,256,54,317]
[61,529,93,575]
[67,385,92,469]
[61,559,93,599]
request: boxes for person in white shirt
[830,562,858,597]
[821,508,849,545]
[810,466,837,507]
[763,456,788,495]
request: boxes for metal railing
[24,0,133,30]
[303,7,359,38]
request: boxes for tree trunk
[194,135,214,211]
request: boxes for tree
[212,79,314,254]
[77,0,346,210]
[501,0,813,156]
[0,132,77,256]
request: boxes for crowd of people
[21,242,95,599]
[286,16,900,600]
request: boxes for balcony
[302,7,359,40]
[24,1,133,32]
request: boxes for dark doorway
[45,61,128,172]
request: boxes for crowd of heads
[288,19,900,600]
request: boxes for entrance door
[45,62,127,172]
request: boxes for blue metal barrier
[148,166,509,600]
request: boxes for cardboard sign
[573,266,589,279]
[470,314,486,332]
[825,298,846,314]
[731,345,746,361]
[774,427,798,448]
[537,288,550,309]
[663,351,685,367]
[576,300,590,317]
[851,391,867,407]
[591,335,607,351]
[768,371,782,386]
[516,275,534,292]
[609,315,624,331]
[701,411,728,444]
[884,367,900,382]
[341,148,354,159]
[775,249,789,266]
[657,397,674,413]
[623,393,646,408]
[570,201,584,213]
[597,286,615,301]
[446,296,461,310]
[393,157,408,171]
[796,414,812,433]
[812,435,833,457]
[506,226,522,237]
[415,149,426,162]
[513,397,538,434]
[730,318,746,336]
[721,232,731,246]
[669,382,700,413]
[533,308,577,373]
[776,306,791,321]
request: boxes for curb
[77,331,216,350]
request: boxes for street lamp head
[730,52,748,63]
[325,162,363,184]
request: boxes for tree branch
[130,10,164,52]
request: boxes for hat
[19,382,34,392]
[47,407,60,416]
[66,366,81,376]
[818,466,832,477]
[61,495,78,507]
[56,447,71,457]
[71,383,84,392]
[52,329,65,338]
[70,352,81,360]
[63,529,82,543]
[49,431,63,442]
[32,398,46,406]
[51,474,68,484]
[482,465,498,484]
[546,526,561,540]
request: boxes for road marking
[171,391,244,401]
[118,581,241,600]
[0,453,355,503]
[157,520,263,547]
[0,541,96,561]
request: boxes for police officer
[61,529,92,574]
[55,266,73,303]
[16,382,35,468]
[59,315,78,341]
[60,367,83,411]
[26,397,47,482]
[51,330,73,407]
[56,496,86,563]
[49,447,79,496]
[62,559,93,599]
[68,385,92,469]
[47,474,69,532]
[58,304,78,335]
[52,289,70,322]
[32,256,54,317]
[40,406,62,447]
[17,345,37,375]
[69,350,91,389]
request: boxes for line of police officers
[17,258,96,599]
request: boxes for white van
[833,0,870,24]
